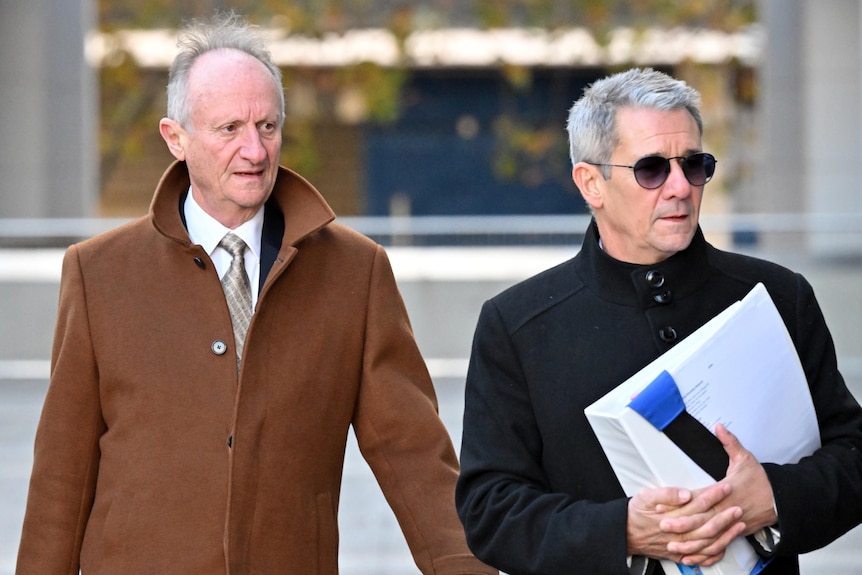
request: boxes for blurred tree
[470,0,757,192]
[471,0,756,32]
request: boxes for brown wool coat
[16,162,495,575]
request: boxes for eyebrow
[636,148,703,159]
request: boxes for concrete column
[756,0,862,254]
[752,0,806,250]
[803,0,862,254]
[0,0,97,219]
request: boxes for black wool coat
[457,220,862,575]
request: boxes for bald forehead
[182,47,284,131]
[189,48,272,83]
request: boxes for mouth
[656,213,694,228]
[234,169,266,178]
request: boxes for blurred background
[2,0,862,573]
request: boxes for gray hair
[166,12,285,130]
[566,68,703,178]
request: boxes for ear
[572,162,604,211]
[159,118,187,161]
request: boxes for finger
[659,483,732,529]
[680,548,726,568]
[715,423,743,458]
[667,509,745,555]
[633,486,692,512]
[675,520,747,566]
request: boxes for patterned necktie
[218,233,253,371]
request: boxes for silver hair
[165,12,285,130]
[566,68,703,178]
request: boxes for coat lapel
[259,201,284,291]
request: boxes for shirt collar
[183,188,264,259]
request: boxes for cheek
[617,194,653,225]
[185,141,224,166]
[266,138,282,160]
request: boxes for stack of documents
[585,283,820,575]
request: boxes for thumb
[715,423,745,462]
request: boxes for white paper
[585,283,821,575]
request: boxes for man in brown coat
[16,13,494,575]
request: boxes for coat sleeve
[456,298,634,575]
[351,245,496,575]
[16,245,104,574]
[763,273,862,555]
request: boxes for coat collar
[149,161,336,250]
[574,219,714,308]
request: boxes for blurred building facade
[751,0,862,254]
[0,0,97,219]
[79,19,760,220]
[1,0,861,254]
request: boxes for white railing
[1,213,862,247]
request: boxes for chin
[652,227,695,254]
[233,187,273,206]
[666,234,696,254]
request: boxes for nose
[239,128,267,164]
[662,158,693,198]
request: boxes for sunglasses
[586,152,717,189]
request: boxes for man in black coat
[456,67,862,574]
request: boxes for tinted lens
[632,153,716,189]
[632,156,670,189]
[682,153,716,186]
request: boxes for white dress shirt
[183,189,264,310]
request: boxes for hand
[627,483,745,566]
[661,424,778,566]
[711,423,778,536]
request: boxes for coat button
[645,270,665,288]
[653,290,673,304]
[212,340,227,355]
[659,326,678,343]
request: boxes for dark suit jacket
[456,220,862,575]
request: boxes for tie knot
[219,233,247,258]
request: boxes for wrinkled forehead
[613,107,702,153]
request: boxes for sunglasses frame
[586,152,717,190]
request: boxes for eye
[222,124,237,134]
[260,121,278,133]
